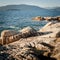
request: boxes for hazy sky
[0,0,60,7]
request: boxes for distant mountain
[50,7,60,11]
[0,4,60,16]
[0,4,48,11]
[48,7,60,16]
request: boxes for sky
[0,0,60,7]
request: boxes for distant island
[0,4,60,16]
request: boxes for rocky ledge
[32,16,60,22]
[0,21,60,60]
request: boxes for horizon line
[0,4,60,8]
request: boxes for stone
[7,33,22,44]
[32,16,44,21]
[38,22,60,38]
[39,22,57,32]
[0,21,60,60]
[20,26,38,38]
[32,16,60,22]
[0,36,57,60]
[39,22,60,33]
[1,30,19,44]
[1,30,18,37]
[44,17,52,21]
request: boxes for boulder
[43,16,59,21]
[5,33,22,44]
[1,30,18,37]
[44,17,52,21]
[1,30,19,44]
[38,22,60,38]
[6,36,14,44]
[39,22,60,32]
[32,16,44,21]
[7,33,22,44]
[20,26,38,38]
[32,16,60,22]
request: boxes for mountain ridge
[0,4,60,16]
[0,4,49,11]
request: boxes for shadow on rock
[0,44,15,60]
[40,42,55,51]
[0,44,8,51]
[38,55,57,60]
[27,43,56,60]
[0,52,15,60]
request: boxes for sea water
[0,10,48,33]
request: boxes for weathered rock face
[39,22,59,32]
[0,22,60,60]
[20,26,38,38]
[39,22,60,38]
[44,17,52,21]
[32,16,44,21]
[32,16,60,22]
[40,30,60,38]
[44,17,60,21]
[0,27,41,44]
[0,37,56,60]
[0,36,59,60]
[1,30,18,37]
[7,33,22,44]
[1,30,19,44]
[0,27,39,44]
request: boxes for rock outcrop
[20,26,38,38]
[0,22,60,60]
[38,22,60,38]
[32,16,60,22]
[1,30,19,44]
[0,37,59,60]
[44,17,52,21]
[32,16,44,21]
[0,27,39,44]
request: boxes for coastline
[0,21,60,60]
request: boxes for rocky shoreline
[32,16,60,22]
[0,21,60,60]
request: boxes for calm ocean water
[0,10,48,33]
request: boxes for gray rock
[1,30,18,37]
[38,22,60,38]
[39,22,60,32]
[20,26,38,38]
[1,30,19,44]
